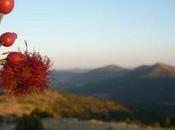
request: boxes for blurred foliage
[15,115,45,130]
[0,89,175,128]
[30,108,54,118]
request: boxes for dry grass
[0,89,127,117]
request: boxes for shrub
[30,108,53,118]
[15,115,45,130]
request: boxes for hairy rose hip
[0,51,51,96]
[0,0,52,96]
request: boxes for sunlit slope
[0,89,127,117]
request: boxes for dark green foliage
[30,108,53,118]
[15,115,45,130]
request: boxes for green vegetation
[30,108,54,118]
[15,115,45,130]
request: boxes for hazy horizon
[1,0,175,69]
[56,62,175,70]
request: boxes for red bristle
[0,50,52,96]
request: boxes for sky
[1,0,175,69]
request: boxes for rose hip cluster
[0,50,51,96]
[0,0,17,47]
[0,0,51,96]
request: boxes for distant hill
[57,68,91,73]
[85,65,129,80]
[53,65,129,89]
[52,63,175,116]
[129,63,175,78]
[69,63,175,103]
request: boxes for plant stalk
[0,13,4,24]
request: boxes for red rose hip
[0,32,17,47]
[7,52,27,66]
[0,0,14,14]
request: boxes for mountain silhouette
[53,63,175,105]
[53,65,129,89]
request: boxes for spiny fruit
[0,32,17,47]
[0,51,51,96]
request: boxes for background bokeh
[1,0,175,69]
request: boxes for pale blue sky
[1,0,175,69]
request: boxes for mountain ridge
[132,62,175,78]
[53,62,175,89]
[53,62,175,110]
[53,64,129,89]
